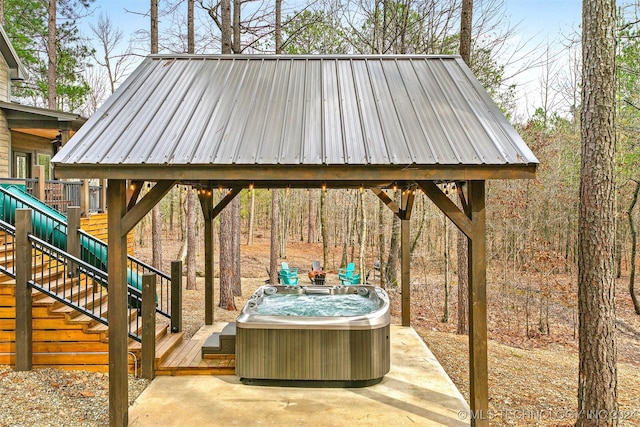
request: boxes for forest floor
[138,235,640,426]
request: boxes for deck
[156,324,235,376]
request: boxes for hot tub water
[255,293,380,317]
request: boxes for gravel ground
[0,366,149,427]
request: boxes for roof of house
[0,101,87,139]
[0,25,25,80]
[52,54,537,185]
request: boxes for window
[37,153,51,180]
[13,152,31,178]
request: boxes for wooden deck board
[160,340,195,367]
[156,325,235,375]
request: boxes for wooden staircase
[0,233,184,373]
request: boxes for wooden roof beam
[121,180,176,236]
[417,181,473,238]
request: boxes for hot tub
[236,285,390,385]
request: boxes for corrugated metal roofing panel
[52,55,539,169]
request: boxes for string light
[392,182,397,193]
[248,183,254,192]
[359,184,364,193]
[321,183,327,192]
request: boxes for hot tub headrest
[264,286,278,295]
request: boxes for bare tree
[90,13,133,95]
[628,180,640,314]
[577,0,618,423]
[149,0,164,271]
[268,0,283,284]
[185,0,198,291]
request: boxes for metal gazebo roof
[48,54,538,426]
[52,54,537,184]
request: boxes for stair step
[155,331,184,365]
[201,322,236,357]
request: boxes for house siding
[0,57,9,177]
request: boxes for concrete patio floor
[128,325,470,426]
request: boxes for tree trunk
[279,189,288,258]
[320,190,329,270]
[247,189,255,245]
[268,0,282,283]
[233,0,240,53]
[151,202,163,270]
[149,1,162,273]
[150,0,158,54]
[187,0,194,54]
[385,193,400,287]
[577,0,618,423]
[219,198,235,310]
[275,0,282,53]
[378,198,386,288]
[458,0,472,334]
[185,5,196,291]
[628,180,640,314]
[186,188,197,290]
[221,0,231,54]
[270,189,279,284]
[459,0,473,64]
[358,190,366,282]
[308,189,316,243]
[410,196,426,255]
[47,0,56,109]
[232,196,241,296]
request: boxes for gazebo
[52,54,538,426]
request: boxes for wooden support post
[32,165,45,202]
[107,179,128,427]
[80,180,90,217]
[141,274,156,380]
[401,217,411,326]
[198,192,215,325]
[468,180,488,426]
[60,128,70,146]
[204,215,214,324]
[400,188,414,327]
[66,207,81,276]
[171,261,183,332]
[15,208,32,371]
